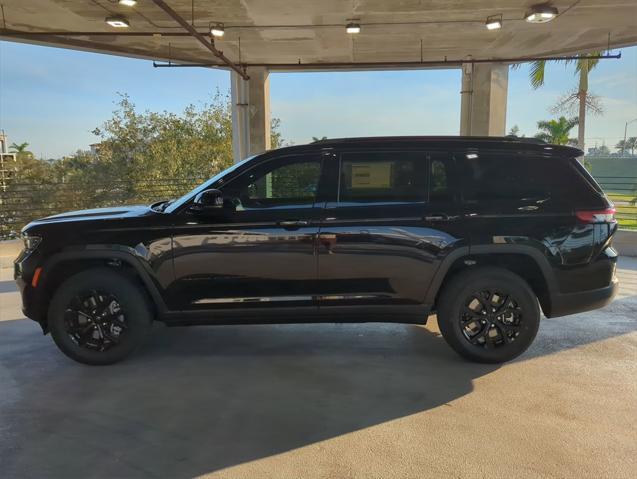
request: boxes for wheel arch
[34,248,166,330]
[426,245,557,317]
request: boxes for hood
[23,205,153,232]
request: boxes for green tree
[312,136,328,142]
[1,91,286,238]
[507,125,525,137]
[92,92,284,191]
[534,117,579,145]
[524,53,602,151]
[92,92,234,186]
[271,118,284,149]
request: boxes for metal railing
[1,175,636,240]
[0,177,206,240]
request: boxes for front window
[164,156,255,213]
[224,155,322,209]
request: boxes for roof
[0,1,635,70]
[280,136,583,157]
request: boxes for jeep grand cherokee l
[14,136,618,365]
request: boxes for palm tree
[615,137,637,156]
[535,117,578,145]
[526,53,602,151]
[9,142,29,153]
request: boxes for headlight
[22,234,42,253]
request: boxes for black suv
[14,136,618,365]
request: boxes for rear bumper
[547,278,619,318]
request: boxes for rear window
[461,152,599,203]
[569,157,604,194]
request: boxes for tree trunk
[577,64,588,152]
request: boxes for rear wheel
[437,267,540,363]
[48,268,152,365]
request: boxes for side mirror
[190,189,224,214]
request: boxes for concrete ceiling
[1,1,636,71]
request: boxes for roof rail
[505,135,546,145]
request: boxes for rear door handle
[278,220,309,228]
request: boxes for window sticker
[350,162,392,188]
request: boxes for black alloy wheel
[48,268,152,365]
[64,290,128,352]
[460,290,523,348]
[437,267,540,363]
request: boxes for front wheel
[48,268,152,365]
[437,267,540,363]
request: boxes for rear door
[316,148,466,317]
[456,149,596,264]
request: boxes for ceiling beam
[150,0,248,80]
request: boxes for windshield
[164,156,255,213]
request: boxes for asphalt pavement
[0,259,635,478]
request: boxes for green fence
[596,177,637,230]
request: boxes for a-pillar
[231,67,271,163]
[460,63,509,136]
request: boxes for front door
[169,153,323,313]
[316,149,466,319]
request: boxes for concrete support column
[231,71,249,162]
[231,67,271,163]
[460,63,509,136]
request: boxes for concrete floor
[0,260,636,479]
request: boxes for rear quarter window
[460,152,600,203]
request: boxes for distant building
[89,143,103,155]
[0,130,17,192]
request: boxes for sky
[0,41,636,159]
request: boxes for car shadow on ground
[1,318,495,478]
[2,290,637,478]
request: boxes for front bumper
[14,251,47,328]
[547,277,619,318]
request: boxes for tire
[437,267,540,363]
[48,268,153,365]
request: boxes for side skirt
[159,304,431,327]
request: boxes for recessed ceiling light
[346,22,361,34]
[525,4,558,23]
[118,0,137,6]
[106,16,130,28]
[466,153,479,159]
[210,23,225,37]
[486,15,502,30]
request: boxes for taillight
[575,208,616,223]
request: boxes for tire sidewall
[48,269,152,365]
[438,268,540,363]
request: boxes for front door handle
[424,214,449,222]
[278,220,309,228]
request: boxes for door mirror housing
[190,189,224,214]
